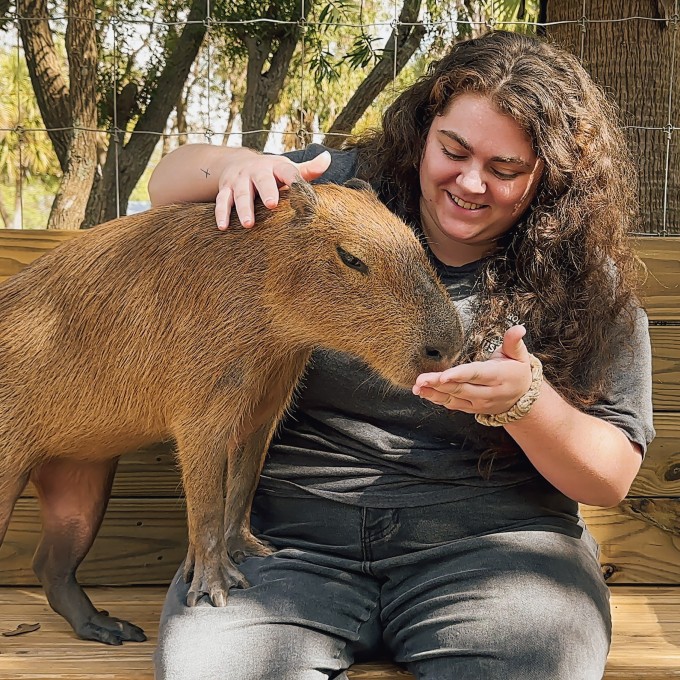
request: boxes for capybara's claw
[186,558,249,607]
[227,532,275,564]
[76,611,147,645]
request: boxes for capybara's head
[263,180,464,388]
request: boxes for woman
[149,31,654,680]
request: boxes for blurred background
[0,1,677,234]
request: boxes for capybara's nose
[424,346,444,362]
[421,343,459,370]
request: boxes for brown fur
[0,181,463,643]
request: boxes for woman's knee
[155,619,352,680]
[405,576,610,680]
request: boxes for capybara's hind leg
[175,428,247,608]
[30,457,146,645]
[225,421,277,563]
[0,469,30,545]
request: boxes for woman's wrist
[475,354,543,427]
[148,144,257,206]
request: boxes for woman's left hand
[413,325,535,414]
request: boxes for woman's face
[419,93,542,266]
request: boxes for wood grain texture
[4,498,680,586]
[1,231,679,318]
[19,442,183,499]
[650,326,680,410]
[636,238,680,320]
[582,500,680,585]
[0,230,78,281]
[630,413,680,497]
[0,586,677,679]
[0,499,188,586]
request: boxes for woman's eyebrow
[438,129,532,168]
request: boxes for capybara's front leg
[176,429,247,607]
[225,421,278,563]
[30,458,146,645]
[0,468,30,545]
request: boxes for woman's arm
[414,325,644,507]
[148,143,331,228]
[503,377,642,507]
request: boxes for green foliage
[1,0,541,215]
[0,47,59,225]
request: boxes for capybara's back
[0,181,462,468]
[0,180,463,641]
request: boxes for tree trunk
[18,0,71,171]
[47,0,98,229]
[240,0,312,150]
[324,0,426,148]
[176,90,189,146]
[546,0,679,234]
[10,175,23,229]
[82,0,208,227]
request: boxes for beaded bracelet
[474,354,544,427]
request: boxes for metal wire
[112,3,121,219]
[661,3,678,236]
[15,4,24,229]
[5,8,678,234]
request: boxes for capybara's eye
[336,246,369,275]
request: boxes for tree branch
[324,0,425,147]
[122,0,207,166]
[17,0,71,170]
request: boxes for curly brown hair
[351,30,643,408]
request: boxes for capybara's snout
[399,313,464,386]
[418,333,463,374]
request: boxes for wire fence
[1,1,678,234]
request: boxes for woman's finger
[297,151,331,182]
[252,172,282,210]
[231,177,257,228]
[215,186,233,230]
[416,385,473,408]
[415,362,496,389]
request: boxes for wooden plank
[630,412,680,497]
[582,500,680,585]
[0,586,678,679]
[18,443,181,500]
[0,499,187,586]
[12,410,680,500]
[0,230,79,281]
[3,498,680,586]
[636,237,680,321]
[1,231,679,319]
[650,326,680,411]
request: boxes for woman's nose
[457,168,486,194]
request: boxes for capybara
[0,180,463,644]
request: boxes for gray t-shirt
[259,144,655,508]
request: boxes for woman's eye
[492,169,520,180]
[441,147,465,160]
[337,246,369,275]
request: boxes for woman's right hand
[148,143,332,230]
[216,149,332,229]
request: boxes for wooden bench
[0,230,679,679]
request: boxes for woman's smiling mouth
[447,191,487,211]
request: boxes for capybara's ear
[343,178,376,195]
[289,180,319,220]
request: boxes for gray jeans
[155,480,611,680]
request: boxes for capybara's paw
[76,610,147,645]
[227,532,275,564]
[182,544,196,583]
[186,557,249,608]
